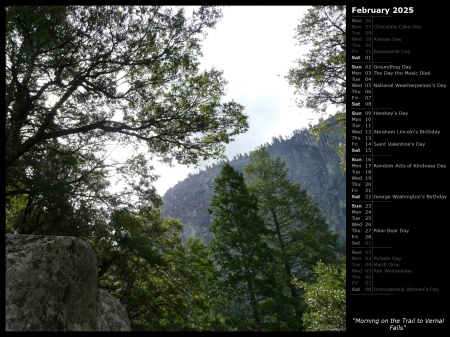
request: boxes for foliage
[5,5,247,233]
[5,143,114,235]
[287,5,346,171]
[243,147,344,330]
[294,260,346,332]
[208,150,345,331]
[208,163,277,331]
[89,207,225,331]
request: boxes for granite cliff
[162,126,346,244]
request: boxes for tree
[5,5,248,230]
[90,206,225,331]
[287,6,346,171]
[243,148,344,330]
[208,163,276,331]
[293,260,346,332]
[5,141,117,235]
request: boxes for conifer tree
[208,163,275,331]
[244,148,344,330]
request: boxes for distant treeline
[187,128,311,177]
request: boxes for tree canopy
[6,5,248,232]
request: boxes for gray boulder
[5,234,131,331]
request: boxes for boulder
[5,234,131,331]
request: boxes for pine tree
[244,148,344,330]
[208,163,275,331]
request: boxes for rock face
[5,234,131,331]
[162,127,346,244]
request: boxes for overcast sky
[151,6,319,196]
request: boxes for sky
[150,6,321,196]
